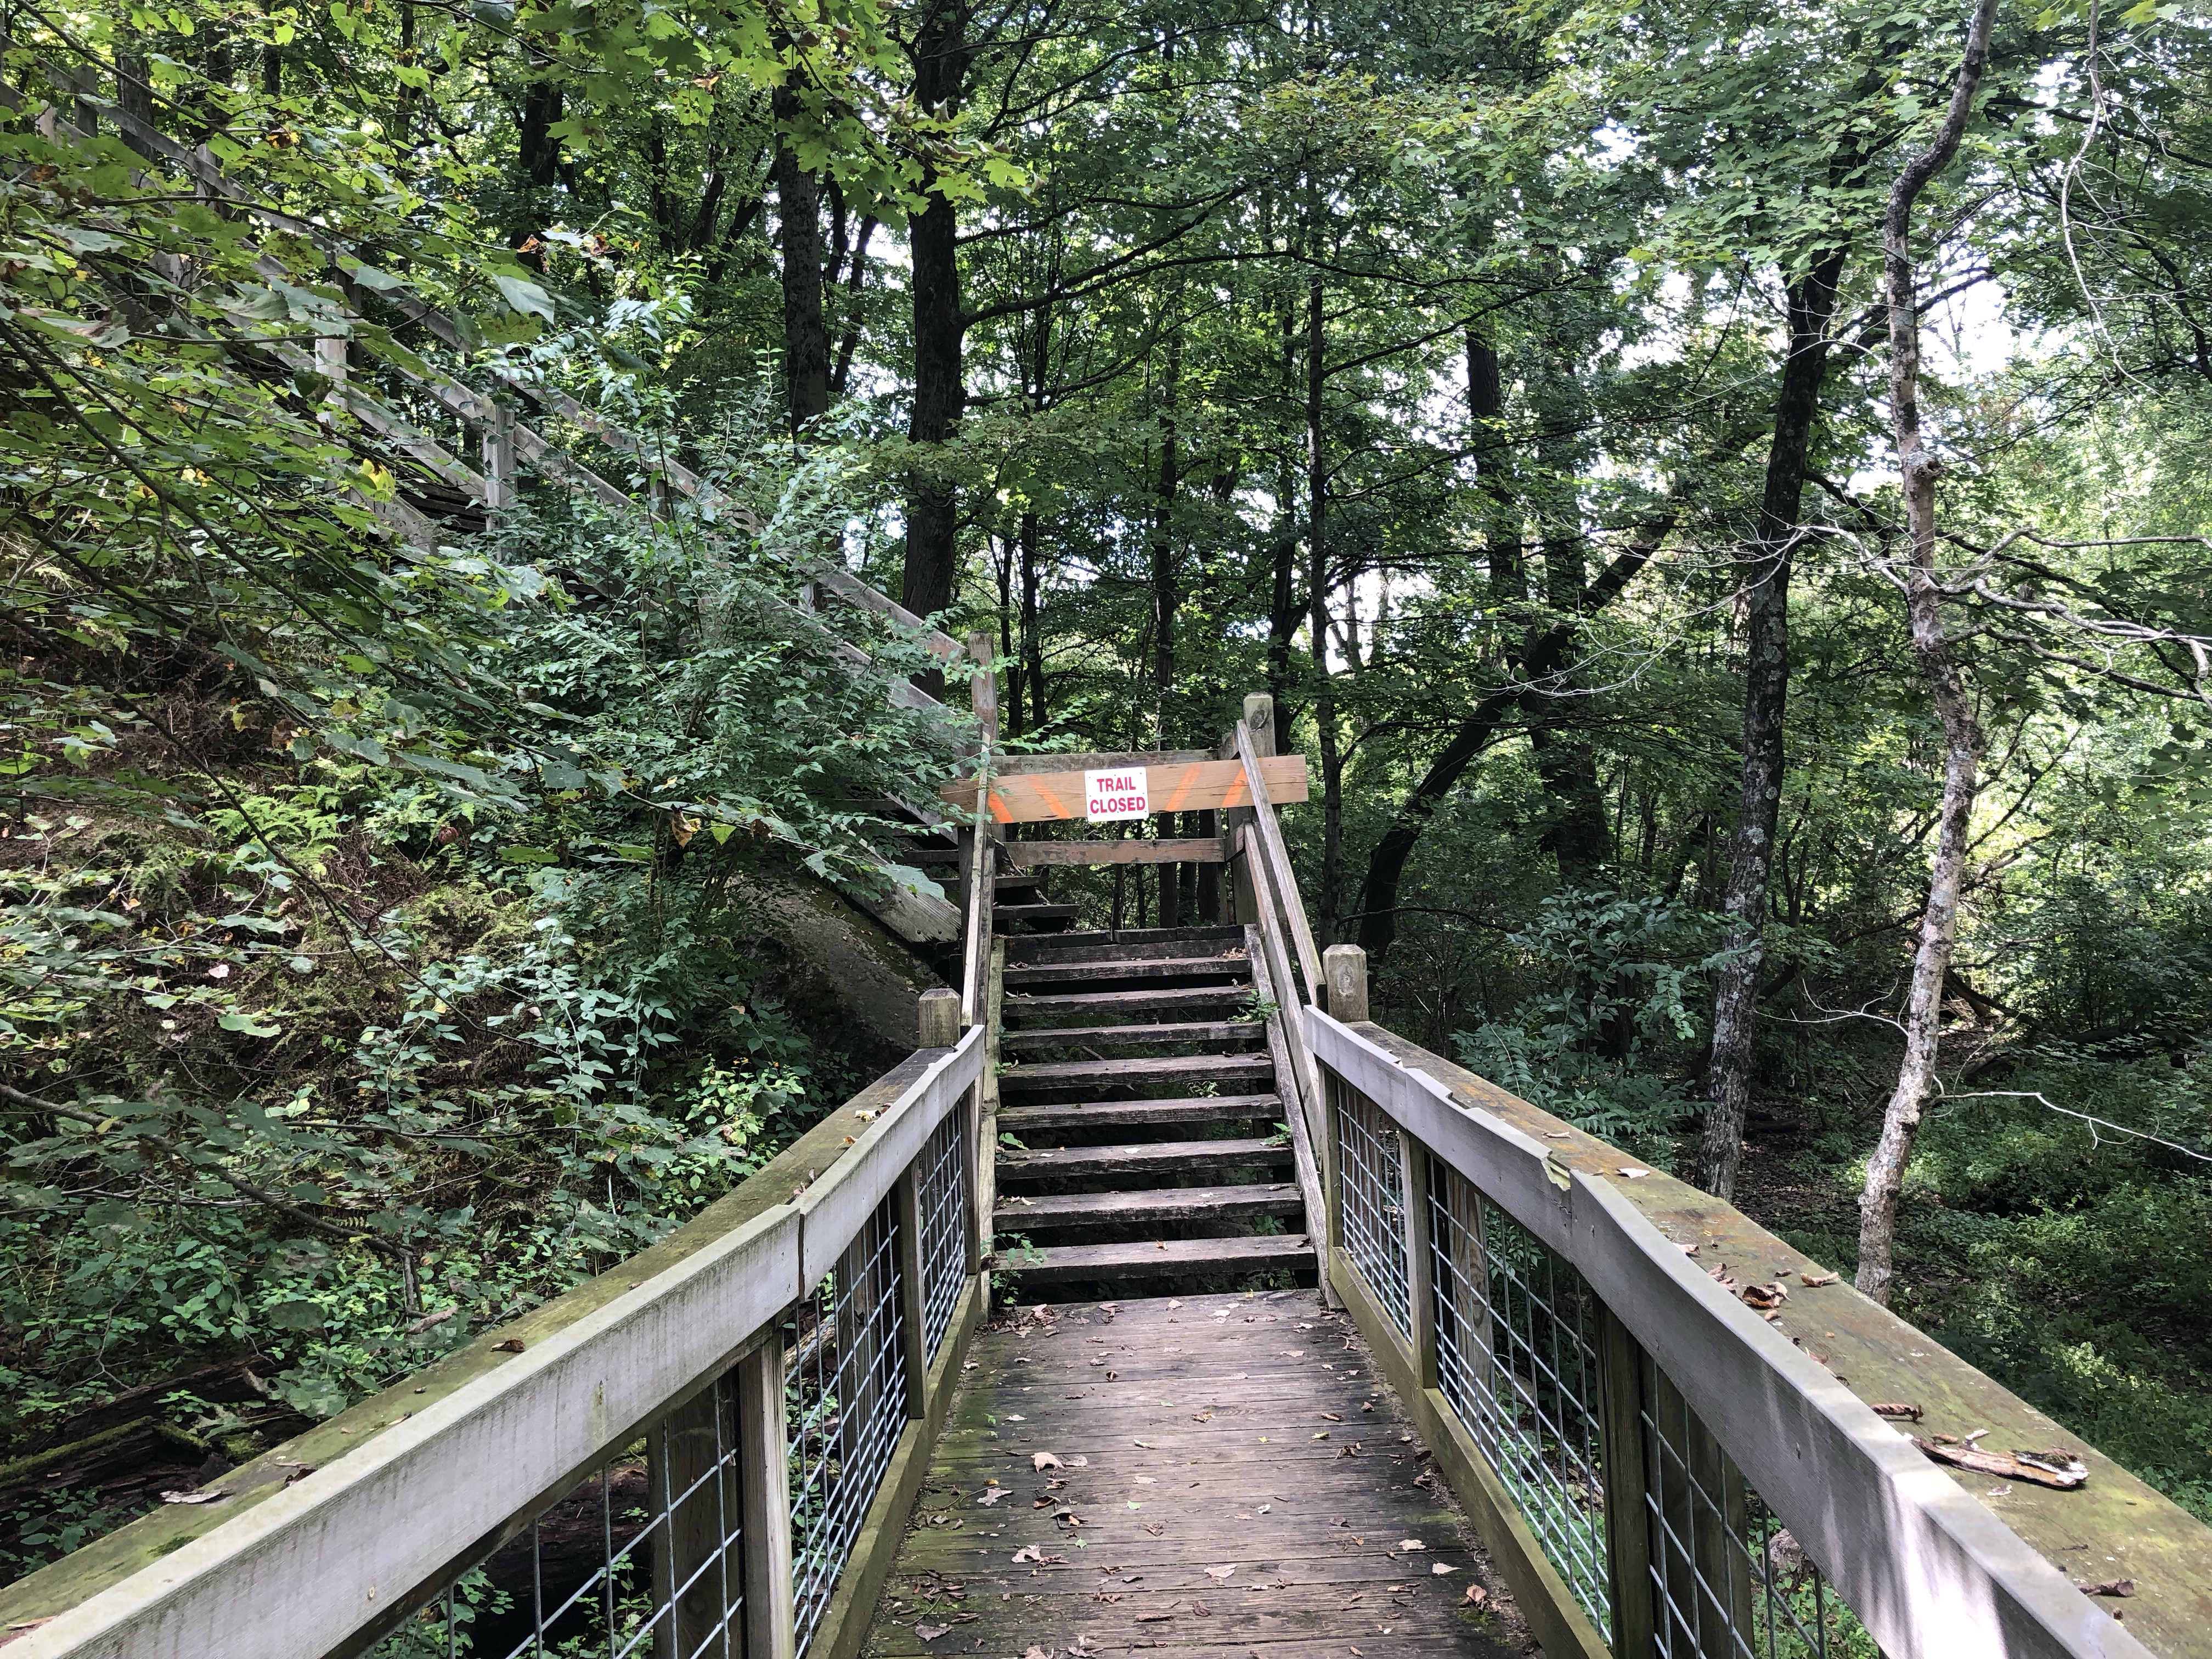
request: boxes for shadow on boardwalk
[861,1289,1538,1658]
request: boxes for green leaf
[493,274,556,322]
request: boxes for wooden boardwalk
[860,1290,1534,1659]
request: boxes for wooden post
[1597,1308,1657,1659]
[482,402,516,510]
[894,1164,929,1417]
[1323,944,1369,1023]
[737,1340,797,1659]
[917,988,960,1049]
[315,332,348,392]
[967,629,1000,743]
[1399,1131,1437,1389]
[650,1384,736,1659]
[1228,694,1273,923]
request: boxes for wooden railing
[0,999,991,1659]
[1218,691,2212,1659]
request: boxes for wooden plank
[997,1093,1284,1132]
[989,1234,1314,1283]
[940,757,1309,823]
[1002,956,1252,987]
[997,1138,1291,1178]
[1005,927,1246,965]
[999,1052,1274,1090]
[995,1183,1304,1228]
[1000,986,1254,1022]
[1001,1020,1264,1051]
[1000,836,1228,867]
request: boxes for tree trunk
[1018,509,1045,732]
[1153,319,1182,930]
[1855,0,2000,1306]
[772,87,829,436]
[902,0,972,629]
[1306,278,1344,943]
[1695,248,1851,1200]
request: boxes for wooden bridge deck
[860,1290,1533,1659]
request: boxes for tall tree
[773,86,830,435]
[1694,246,1853,1198]
[1855,0,2002,1305]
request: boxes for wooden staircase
[988,923,1317,1288]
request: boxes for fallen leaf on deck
[159,1489,229,1505]
[914,1623,949,1641]
[1801,1268,1840,1286]
[1034,1452,1063,1471]
[1013,1547,1046,1564]
[977,1489,1006,1505]
[1135,1612,1176,1623]
[1911,1437,2087,1488]
[1619,1167,1650,1178]
[1870,1402,1924,1421]
[1741,1283,1787,1310]
[1007,1413,1026,1421]
[1206,1565,1237,1581]
[493,1338,527,1352]
[1135,1475,1156,1484]
[1462,1584,1489,1607]
[2081,1579,2135,1598]
[1132,1438,1153,1448]
[1432,1562,1456,1575]
[1397,1539,1426,1551]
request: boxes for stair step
[1002,955,1251,988]
[988,1233,1314,1284]
[1002,985,1254,1024]
[1000,1052,1273,1093]
[1000,1020,1263,1052]
[995,874,1046,891]
[998,1138,1293,1180]
[996,1183,1302,1228]
[995,903,1080,924]
[1006,926,1245,966]
[998,1092,1283,1131]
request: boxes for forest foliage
[4,0,2212,1581]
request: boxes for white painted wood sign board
[1084,767,1149,821]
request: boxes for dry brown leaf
[1800,1268,1840,1286]
[1205,1565,1236,1581]
[915,1623,950,1641]
[1870,1402,1925,1421]
[2081,1578,2135,1598]
[1033,1452,1063,1471]
[1397,1538,1426,1551]
[159,1489,229,1505]
[1462,1583,1489,1607]
[493,1337,527,1353]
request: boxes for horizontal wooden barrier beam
[940,755,1307,822]
[1000,837,1227,867]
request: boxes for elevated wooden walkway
[860,1291,1525,1658]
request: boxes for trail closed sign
[1084,768,1149,821]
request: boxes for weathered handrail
[1306,960,2212,1659]
[0,1028,988,1659]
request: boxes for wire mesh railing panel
[788,1195,909,1658]
[366,1370,746,1659]
[1426,1165,1612,1640]
[1333,1074,1411,1337]
[1639,1350,1876,1659]
[917,1110,967,1359]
